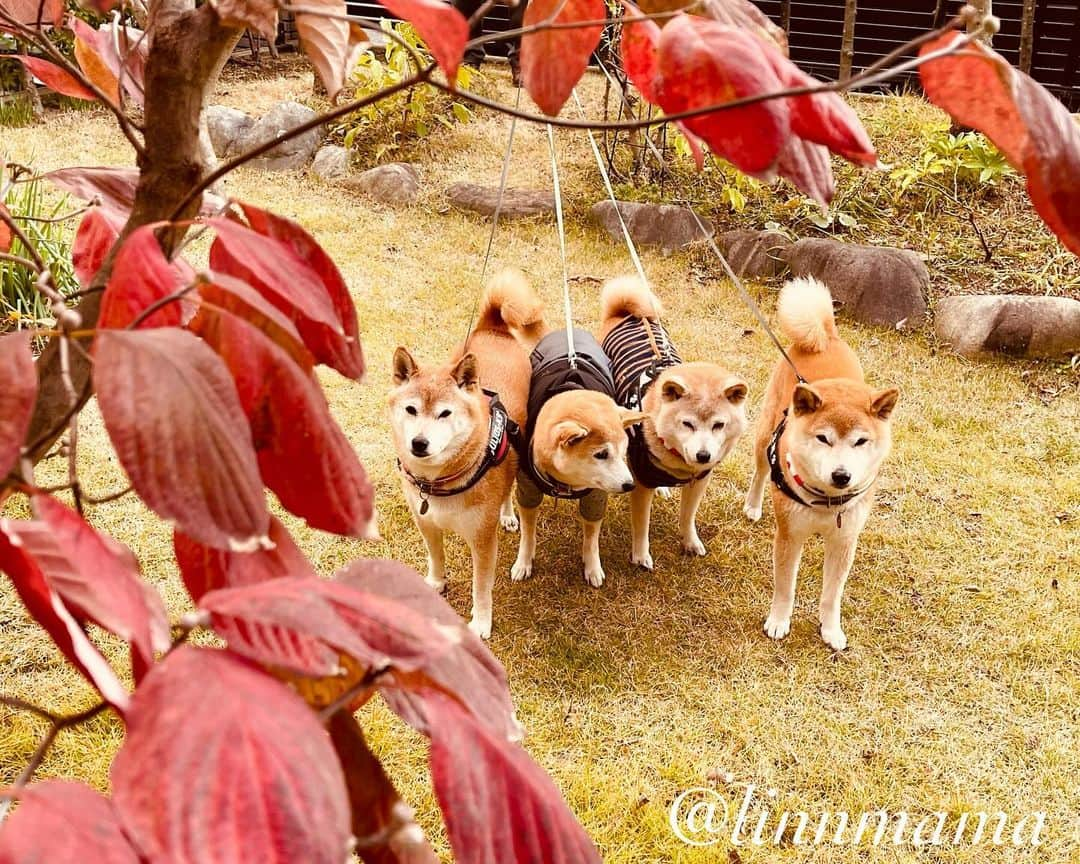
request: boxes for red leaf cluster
[920,32,1080,258]
[621,8,877,206]
[9,55,97,101]
[71,18,148,109]
[98,223,195,329]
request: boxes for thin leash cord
[572,84,676,362]
[687,207,807,384]
[463,86,522,349]
[546,122,577,368]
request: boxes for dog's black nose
[621,481,635,493]
[695,450,711,464]
[831,468,851,488]
[411,437,429,456]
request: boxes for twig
[12,205,92,224]
[318,665,390,722]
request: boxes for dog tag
[420,498,429,515]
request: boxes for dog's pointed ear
[452,353,479,389]
[792,383,822,416]
[554,420,589,448]
[619,409,648,429]
[661,376,687,402]
[871,387,899,420]
[393,347,418,384]
[723,380,748,405]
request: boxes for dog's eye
[712,421,725,432]
[438,409,452,419]
[683,421,695,431]
[816,434,831,445]
[593,450,609,460]
[405,406,418,416]
[854,437,868,447]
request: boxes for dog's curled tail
[777,276,838,354]
[600,275,663,322]
[475,267,547,348]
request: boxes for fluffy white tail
[600,275,663,322]
[777,276,838,353]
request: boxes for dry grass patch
[2,71,1078,863]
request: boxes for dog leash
[546,122,577,369]
[463,86,522,349]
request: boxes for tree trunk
[839,0,857,82]
[1020,0,1036,73]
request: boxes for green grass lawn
[1,68,1078,863]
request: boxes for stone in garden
[238,101,323,171]
[784,238,928,328]
[447,182,555,218]
[590,201,712,254]
[311,145,349,180]
[341,162,420,206]
[716,229,792,278]
[205,105,254,159]
[935,295,1080,359]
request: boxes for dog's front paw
[655,486,673,500]
[763,614,791,641]
[630,550,654,571]
[583,563,606,588]
[500,511,519,532]
[424,574,447,595]
[510,558,533,582]
[743,501,762,522]
[681,535,707,557]
[468,615,492,640]
[820,625,847,652]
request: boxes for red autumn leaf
[190,306,374,537]
[0,0,64,29]
[196,272,315,371]
[9,56,97,101]
[236,201,364,379]
[28,495,170,680]
[72,207,124,288]
[0,781,140,864]
[619,7,661,103]
[0,331,36,481]
[209,0,277,39]
[425,690,602,864]
[45,166,223,222]
[335,560,519,741]
[71,18,147,108]
[94,328,270,551]
[0,203,11,253]
[111,646,351,864]
[0,519,130,710]
[521,0,606,116]
[379,0,469,83]
[777,138,835,209]
[175,515,315,603]
[98,223,195,329]
[920,32,1080,258]
[295,0,370,101]
[698,0,787,53]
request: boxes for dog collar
[527,454,588,500]
[399,389,518,514]
[766,415,874,527]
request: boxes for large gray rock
[311,145,349,180]
[785,238,928,328]
[341,162,420,206]
[205,105,254,159]
[591,200,712,254]
[716,229,792,278]
[935,295,1080,359]
[239,101,323,171]
[447,182,554,218]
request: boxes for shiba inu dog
[390,269,544,639]
[743,276,899,651]
[599,276,749,569]
[511,328,644,588]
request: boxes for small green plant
[891,129,1014,198]
[334,21,474,160]
[1,178,79,332]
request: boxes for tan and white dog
[390,269,544,639]
[744,276,899,651]
[599,277,749,569]
[511,327,644,589]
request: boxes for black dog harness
[521,329,615,500]
[602,316,706,490]
[400,389,519,515]
[766,414,872,527]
